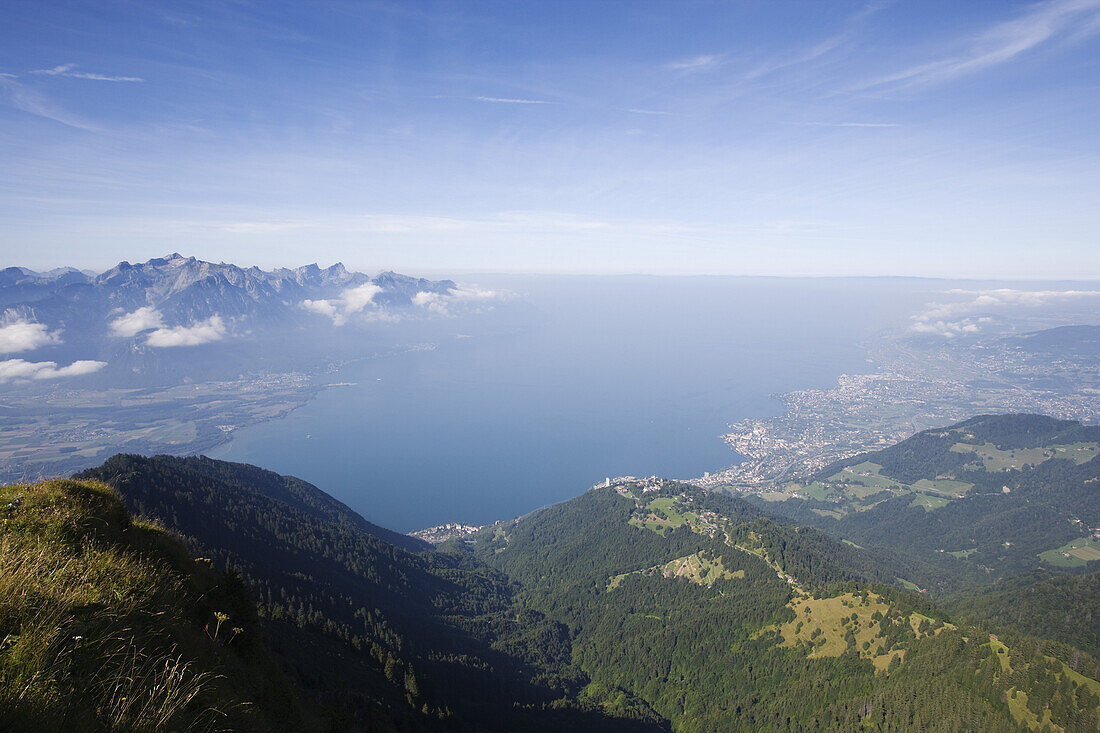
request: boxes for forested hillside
[468,478,1100,731]
[76,454,650,731]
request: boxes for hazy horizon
[12,253,1100,285]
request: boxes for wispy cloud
[211,210,609,235]
[857,0,1100,91]
[625,108,671,116]
[30,63,144,82]
[0,316,62,353]
[0,76,100,131]
[145,316,226,347]
[667,54,723,72]
[793,121,901,128]
[474,96,553,104]
[0,358,106,383]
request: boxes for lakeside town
[696,331,1100,490]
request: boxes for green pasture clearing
[648,497,688,526]
[791,482,834,501]
[912,478,972,496]
[1039,536,1100,567]
[896,578,920,592]
[947,548,977,558]
[608,552,744,590]
[952,442,1055,472]
[909,612,936,637]
[828,461,905,493]
[661,553,744,586]
[910,493,951,511]
[840,482,892,500]
[1054,656,1100,699]
[983,636,1011,672]
[771,592,922,670]
[1005,688,1053,731]
[872,649,904,673]
[1050,442,1100,465]
[628,497,693,535]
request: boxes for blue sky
[1,0,1099,277]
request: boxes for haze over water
[209,276,940,531]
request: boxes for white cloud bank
[910,289,1100,337]
[145,316,227,347]
[302,283,384,325]
[109,306,165,337]
[0,317,61,353]
[0,358,105,383]
[412,286,504,316]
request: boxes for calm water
[209,276,939,531]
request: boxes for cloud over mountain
[145,316,227,347]
[302,283,384,325]
[109,306,164,338]
[0,316,61,353]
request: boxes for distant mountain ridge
[1,253,456,330]
[1012,324,1100,355]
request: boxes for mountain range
[1,253,455,320]
[0,254,463,386]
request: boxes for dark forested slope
[76,454,649,731]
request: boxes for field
[827,462,902,493]
[627,496,695,535]
[950,440,1099,472]
[768,591,950,673]
[910,493,951,511]
[985,636,1100,731]
[608,552,743,590]
[782,459,974,514]
[1038,536,1100,567]
[911,478,972,496]
[1050,442,1100,464]
[791,482,835,501]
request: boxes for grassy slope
[0,479,308,732]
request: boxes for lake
[208,275,942,531]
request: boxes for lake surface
[209,276,942,531]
